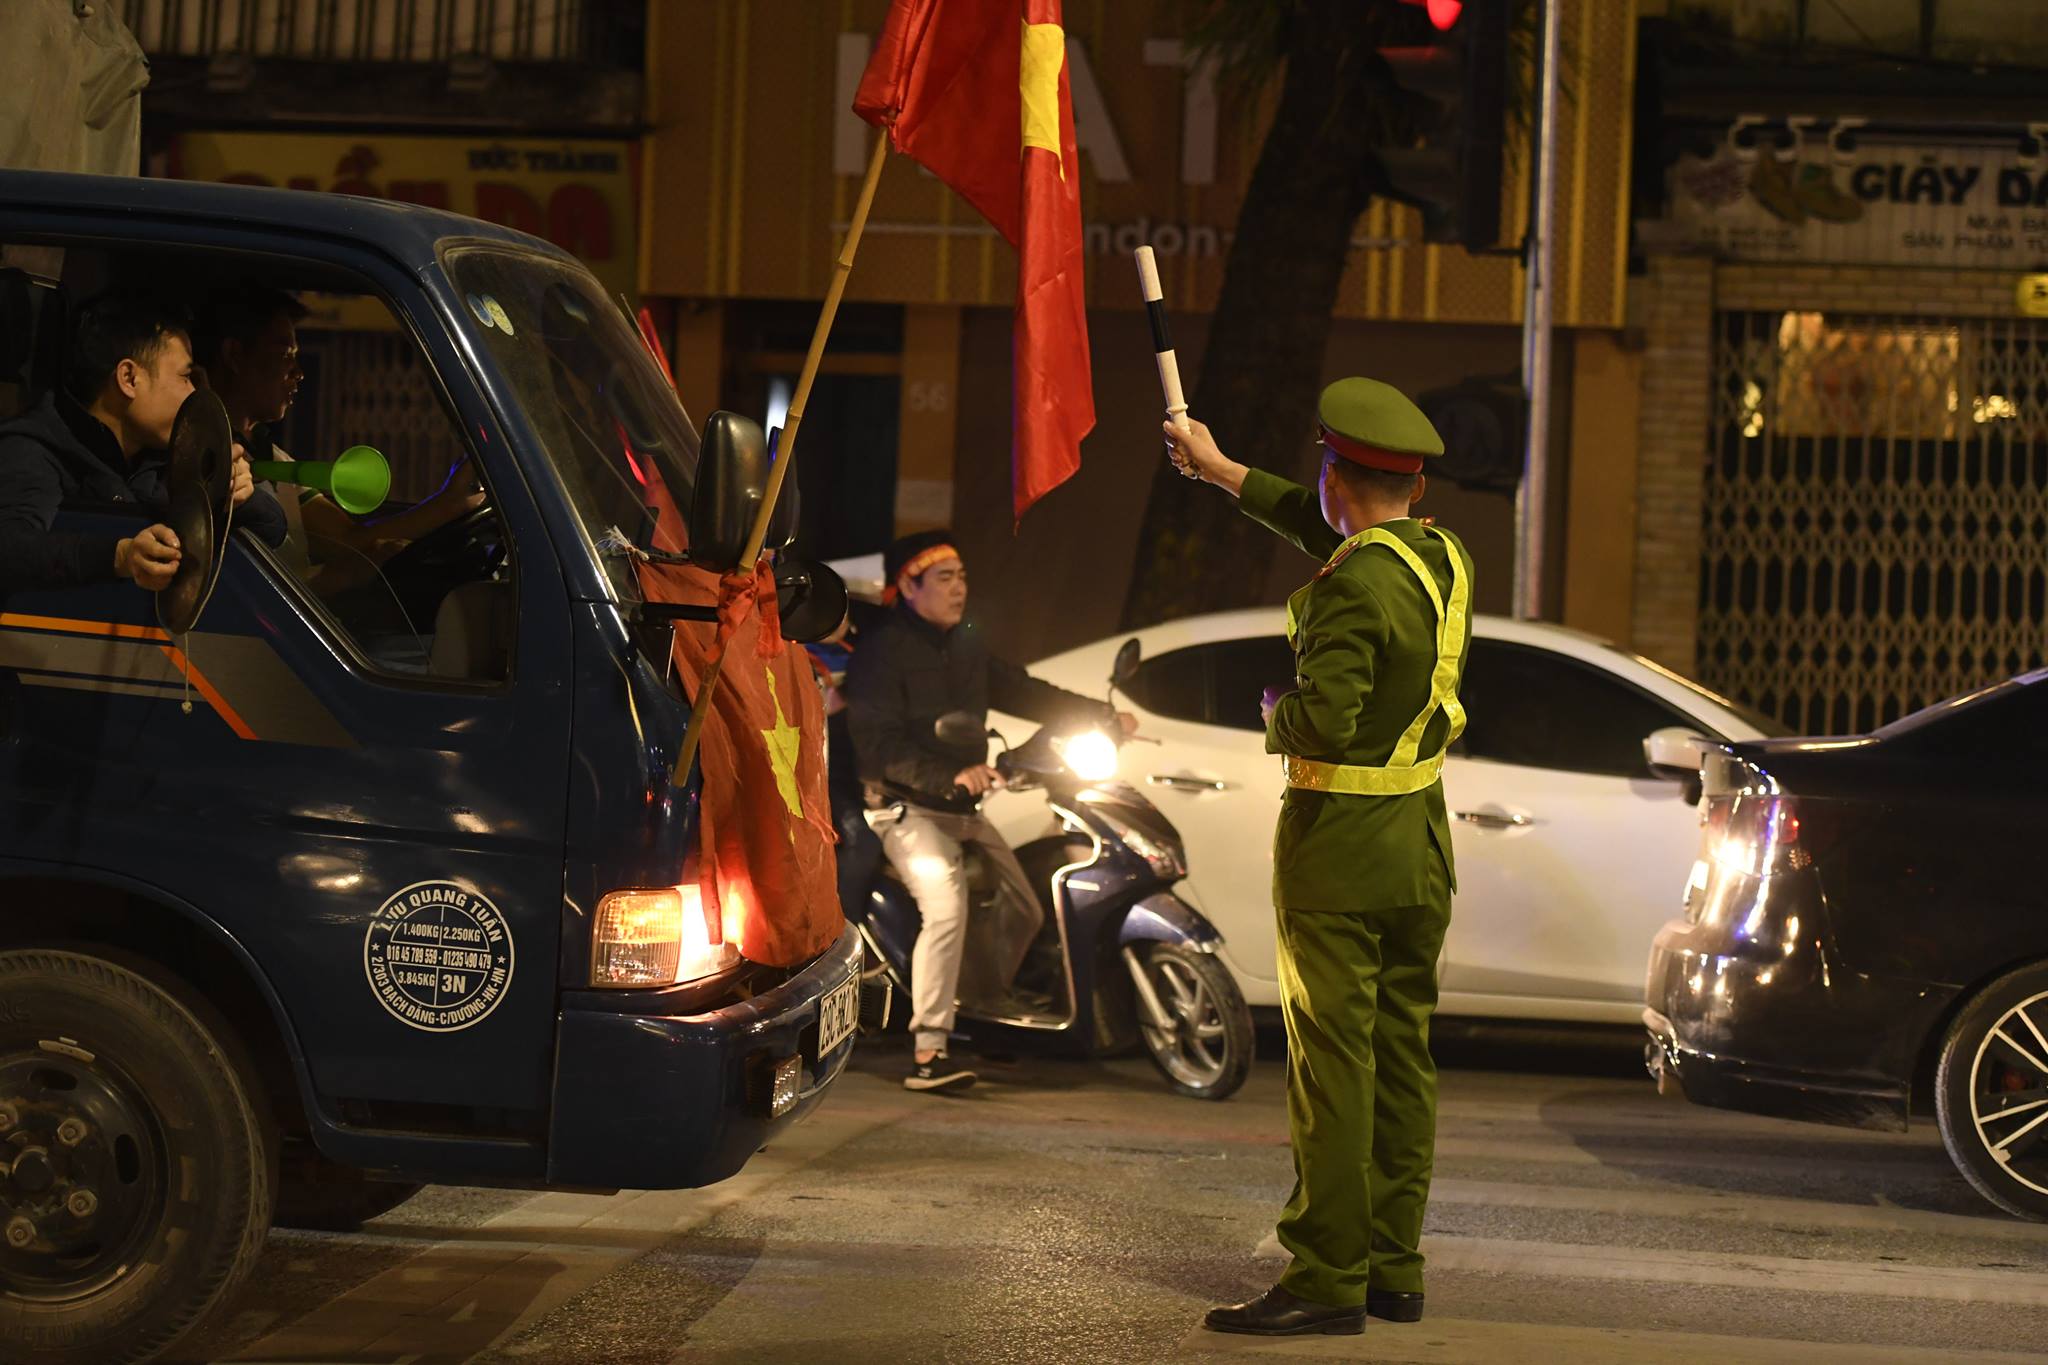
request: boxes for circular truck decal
[363,881,515,1032]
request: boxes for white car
[978,612,1789,1023]
[823,555,1785,1024]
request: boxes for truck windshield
[440,243,697,602]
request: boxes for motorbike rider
[845,529,1135,1092]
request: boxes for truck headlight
[591,884,739,987]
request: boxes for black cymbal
[157,390,234,634]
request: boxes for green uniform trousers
[1274,850,1451,1306]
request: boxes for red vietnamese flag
[635,476,843,969]
[855,0,1095,522]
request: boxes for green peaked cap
[1316,377,1444,458]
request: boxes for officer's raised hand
[116,525,182,590]
[1161,418,1248,496]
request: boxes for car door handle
[1455,809,1532,829]
[1148,774,1233,793]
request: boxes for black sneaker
[904,1053,976,1092]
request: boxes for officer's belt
[1282,523,1470,799]
[1283,752,1445,796]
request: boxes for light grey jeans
[867,802,1044,1055]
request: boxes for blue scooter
[846,642,1254,1100]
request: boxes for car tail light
[591,884,739,987]
[1699,793,1823,878]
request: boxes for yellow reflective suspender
[1281,525,1469,798]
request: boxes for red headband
[1318,424,1426,475]
[882,544,961,604]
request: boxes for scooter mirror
[933,711,988,749]
[1112,637,1143,686]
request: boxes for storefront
[1632,129,2048,729]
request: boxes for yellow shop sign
[167,133,639,301]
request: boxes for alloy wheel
[1968,989,2048,1198]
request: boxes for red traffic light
[1399,0,1463,29]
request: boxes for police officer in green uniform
[1163,378,1473,1338]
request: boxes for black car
[1645,667,2048,1219]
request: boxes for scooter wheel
[1132,943,1254,1101]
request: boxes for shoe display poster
[1645,133,2048,270]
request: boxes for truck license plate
[817,976,859,1059]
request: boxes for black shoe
[904,1054,976,1092]
[1203,1286,1366,1336]
[1367,1289,1424,1322]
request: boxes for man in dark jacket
[0,290,285,596]
[845,529,1134,1092]
[193,284,480,592]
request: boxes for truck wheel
[274,1143,422,1231]
[1130,943,1254,1101]
[0,950,274,1365]
[1935,961,2048,1221]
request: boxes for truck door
[0,248,575,1166]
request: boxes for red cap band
[1318,425,1426,475]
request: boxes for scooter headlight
[1054,729,1120,783]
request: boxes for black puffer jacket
[0,392,287,593]
[845,602,1113,813]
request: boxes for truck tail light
[591,885,739,988]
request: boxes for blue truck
[0,170,861,1364]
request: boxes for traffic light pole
[1516,0,1565,620]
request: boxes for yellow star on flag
[1020,21,1065,179]
[761,667,805,831]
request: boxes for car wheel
[1131,942,1254,1101]
[1935,961,2048,1221]
[0,949,275,1364]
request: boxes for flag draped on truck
[635,479,842,968]
[854,0,1096,523]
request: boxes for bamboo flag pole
[671,130,891,788]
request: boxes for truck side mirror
[764,425,800,552]
[775,557,848,643]
[689,411,769,574]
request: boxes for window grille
[300,329,461,505]
[1701,310,2048,733]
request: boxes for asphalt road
[186,1031,2048,1364]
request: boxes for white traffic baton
[1132,246,1197,479]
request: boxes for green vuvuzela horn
[249,444,391,515]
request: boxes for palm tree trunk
[1120,2,1394,629]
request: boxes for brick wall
[1628,255,1715,675]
